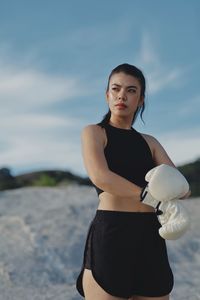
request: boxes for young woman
[76,63,190,300]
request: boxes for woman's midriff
[97,192,155,213]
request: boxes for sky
[0,0,199,178]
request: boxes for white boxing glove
[158,200,190,240]
[140,164,189,209]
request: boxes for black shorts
[76,209,174,298]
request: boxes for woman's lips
[115,104,127,109]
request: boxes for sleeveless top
[91,122,156,196]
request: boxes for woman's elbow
[92,169,109,189]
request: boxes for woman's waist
[98,192,155,213]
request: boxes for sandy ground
[0,184,199,300]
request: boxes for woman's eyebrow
[111,83,138,89]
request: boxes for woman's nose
[118,90,127,100]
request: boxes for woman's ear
[106,91,109,103]
[138,96,144,107]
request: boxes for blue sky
[0,0,199,177]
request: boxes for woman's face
[106,72,144,118]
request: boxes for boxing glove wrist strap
[140,185,148,201]
[140,184,163,214]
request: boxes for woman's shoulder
[139,131,175,166]
[81,123,106,140]
[82,123,104,132]
[139,132,158,149]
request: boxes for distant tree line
[178,158,200,198]
[0,168,91,191]
[0,158,200,197]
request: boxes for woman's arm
[142,133,176,167]
[81,125,142,199]
[145,134,191,199]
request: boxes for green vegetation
[0,168,91,191]
[32,174,57,187]
[178,158,200,198]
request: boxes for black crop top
[91,122,156,197]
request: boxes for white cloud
[0,114,81,132]
[0,61,90,116]
[136,32,184,95]
[139,33,159,66]
[148,68,182,94]
[135,32,200,167]
[0,57,88,176]
[0,133,81,167]
[0,114,85,176]
[157,128,200,166]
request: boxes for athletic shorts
[76,209,174,298]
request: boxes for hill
[0,157,200,197]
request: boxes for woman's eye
[129,89,136,93]
[112,87,118,91]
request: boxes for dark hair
[100,63,146,126]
